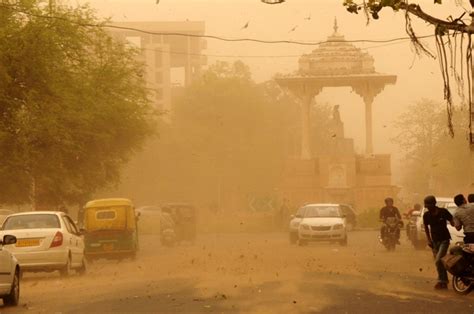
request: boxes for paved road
[1,231,473,313]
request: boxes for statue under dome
[331,105,344,138]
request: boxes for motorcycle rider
[453,194,474,244]
[405,203,421,218]
[379,197,402,244]
[423,195,454,290]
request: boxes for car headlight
[291,221,300,228]
[333,224,344,230]
[300,224,310,230]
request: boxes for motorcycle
[447,243,474,295]
[380,217,401,251]
[160,228,176,247]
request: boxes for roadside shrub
[357,208,380,229]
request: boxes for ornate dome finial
[333,17,338,34]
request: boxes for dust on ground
[1,231,473,313]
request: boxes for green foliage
[357,208,381,229]
[116,61,332,208]
[169,61,295,204]
[392,99,470,196]
[0,1,156,206]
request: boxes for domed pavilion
[276,19,399,210]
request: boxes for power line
[140,38,415,59]
[0,3,436,47]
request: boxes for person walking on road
[453,194,474,244]
[423,195,454,290]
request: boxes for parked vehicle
[160,228,176,247]
[289,203,353,245]
[0,235,20,306]
[0,212,85,277]
[0,210,14,226]
[296,204,348,246]
[289,207,305,244]
[82,198,139,260]
[161,203,197,243]
[339,204,357,231]
[408,197,464,249]
[380,217,401,251]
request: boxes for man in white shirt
[453,194,474,244]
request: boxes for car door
[61,216,79,267]
[0,243,13,294]
[64,215,84,266]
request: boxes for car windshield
[2,214,60,230]
[303,206,341,218]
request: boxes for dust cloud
[2,0,474,313]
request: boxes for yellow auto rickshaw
[82,198,139,260]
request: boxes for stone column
[353,81,383,155]
[301,93,313,159]
[364,97,374,155]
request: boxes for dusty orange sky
[70,0,469,183]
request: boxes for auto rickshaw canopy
[83,198,136,232]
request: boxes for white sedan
[297,204,348,246]
[0,209,14,226]
[0,212,86,277]
[0,235,20,306]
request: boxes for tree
[392,99,470,196]
[0,1,156,207]
[168,61,293,209]
[340,1,474,138]
[113,61,331,210]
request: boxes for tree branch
[400,3,473,33]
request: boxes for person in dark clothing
[468,194,474,204]
[423,195,454,290]
[379,197,402,242]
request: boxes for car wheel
[298,239,307,246]
[60,256,72,277]
[3,269,20,306]
[77,257,87,276]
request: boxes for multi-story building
[110,21,207,113]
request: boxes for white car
[0,210,14,226]
[295,204,348,246]
[289,206,306,244]
[0,234,20,306]
[0,211,86,277]
[411,197,465,249]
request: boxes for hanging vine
[342,0,474,140]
